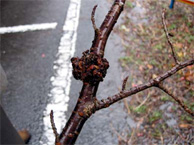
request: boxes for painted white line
[40,0,81,144]
[0,23,57,34]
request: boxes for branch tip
[122,76,129,91]
[157,84,194,117]
[91,5,100,34]
[161,8,179,64]
[50,110,60,143]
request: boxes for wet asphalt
[1,0,134,144]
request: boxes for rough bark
[50,1,194,145]
[57,0,126,144]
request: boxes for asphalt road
[1,0,134,144]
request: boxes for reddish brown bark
[95,59,194,113]
[57,0,126,144]
[50,1,194,144]
[59,83,98,144]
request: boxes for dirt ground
[112,0,194,144]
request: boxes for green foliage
[151,128,161,138]
[187,35,194,43]
[126,1,134,8]
[119,56,133,63]
[184,101,194,112]
[160,96,170,102]
[172,106,177,111]
[168,24,177,30]
[134,105,147,114]
[180,114,193,122]
[149,111,162,123]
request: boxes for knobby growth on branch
[49,1,194,145]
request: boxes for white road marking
[0,23,57,34]
[40,0,81,144]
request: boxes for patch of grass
[149,111,162,123]
[117,0,194,143]
[119,56,133,63]
[184,101,194,112]
[186,35,194,43]
[126,1,134,8]
[160,96,170,102]
[153,43,163,50]
[180,114,193,122]
[168,24,177,30]
[172,106,177,111]
[151,128,161,138]
[134,105,147,114]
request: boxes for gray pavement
[1,0,134,144]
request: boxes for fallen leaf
[179,124,192,128]
[152,74,158,79]
[175,43,183,48]
[147,64,153,69]
[177,52,183,58]
[137,132,144,137]
[139,65,144,71]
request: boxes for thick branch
[162,9,179,64]
[157,84,194,116]
[58,1,126,144]
[95,59,194,110]
[59,83,98,145]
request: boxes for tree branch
[122,76,129,91]
[53,1,193,144]
[157,84,194,116]
[95,59,194,110]
[50,110,59,143]
[162,8,179,64]
[91,0,126,56]
[58,1,126,144]
[91,5,100,35]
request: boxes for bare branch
[91,0,126,56]
[91,5,100,35]
[162,8,179,64]
[50,110,59,143]
[122,76,129,91]
[157,84,194,116]
[59,1,126,144]
[95,59,193,110]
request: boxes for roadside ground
[113,0,194,144]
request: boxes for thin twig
[123,99,131,114]
[91,5,99,35]
[50,110,59,143]
[128,117,144,144]
[95,59,193,110]
[157,84,194,116]
[122,76,129,91]
[128,127,135,144]
[162,8,179,64]
[110,123,127,143]
[135,92,151,110]
[160,132,164,145]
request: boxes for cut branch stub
[71,50,109,84]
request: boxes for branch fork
[49,2,193,145]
